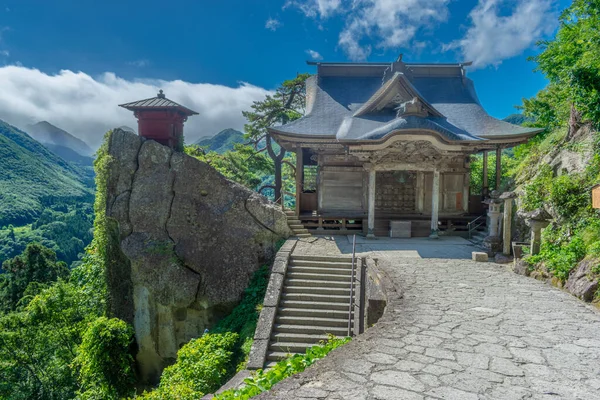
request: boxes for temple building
[269,56,542,237]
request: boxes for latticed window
[303,165,318,192]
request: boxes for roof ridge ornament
[382,53,407,85]
[157,89,166,99]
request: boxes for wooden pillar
[367,169,376,238]
[495,148,502,190]
[295,147,303,216]
[430,169,440,239]
[482,151,489,197]
[503,197,513,255]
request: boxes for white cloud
[265,18,283,31]
[127,59,150,68]
[444,0,557,68]
[285,0,342,19]
[0,66,272,149]
[305,49,323,60]
[0,50,8,57]
[288,0,449,61]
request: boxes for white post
[463,172,470,213]
[430,169,440,239]
[367,169,376,238]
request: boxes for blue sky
[0,0,570,146]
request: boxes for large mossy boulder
[104,129,291,383]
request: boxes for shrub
[549,174,590,219]
[214,336,351,400]
[75,317,135,399]
[142,332,239,400]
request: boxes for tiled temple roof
[271,60,542,143]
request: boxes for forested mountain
[26,121,93,156]
[194,128,244,153]
[0,120,94,266]
[503,114,534,126]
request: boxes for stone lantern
[119,90,198,151]
[482,190,503,254]
[523,208,552,255]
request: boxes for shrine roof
[270,58,542,143]
[119,90,199,115]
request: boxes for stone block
[271,255,289,275]
[278,239,297,254]
[472,252,488,262]
[263,273,284,307]
[254,306,277,340]
[247,339,270,370]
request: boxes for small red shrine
[119,90,198,150]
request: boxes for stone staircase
[285,210,311,238]
[265,254,355,368]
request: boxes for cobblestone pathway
[257,238,600,400]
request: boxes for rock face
[565,259,599,302]
[105,129,291,383]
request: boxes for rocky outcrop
[565,259,599,302]
[105,129,291,383]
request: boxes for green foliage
[0,130,134,399]
[519,165,553,212]
[185,144,274,190]
[528,226,587,280]
[0,243,70,313]
[75,317,135,399]
[469,152,516,194]
[549,174,591,218]
[0,120,94,228]
[214,336,351,400]
[141,333,239,400]
[528,0,600,126]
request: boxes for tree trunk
[266,134,286,205]
[568,103,582,140]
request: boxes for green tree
[185,143,273,189]
[75,317,136,399]
[243,73,310,204]
[528,0,600,132]
[0,243,70,313]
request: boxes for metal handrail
[467,215,486,239]
[347,234,356,337]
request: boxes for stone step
[281,292,351,303]
[264,361,280,369]
[278,307,352,319]
[284,211,296,216]
[276,315,352,327]
[283,286,353,296]
[287,219,302,224]
[292,255,354,263]
[288,265,353,275]
[280,300,350,311]
[266,351,294,362]
[295,233,312,238]
[289,224,304,230]
[285,278,351,288]
[273,324,349,336]
[292,228,309,234]
[287,271,352,282]
[289,260,353,269]
[268,342,314,354]
[271,332,331,343]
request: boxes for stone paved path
[256,238,600,400]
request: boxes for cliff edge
[104,129,291,382]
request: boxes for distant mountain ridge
[193,128,244,154]
[503,114,535,126]
[26,121,93,158]
[0,120,93,227]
